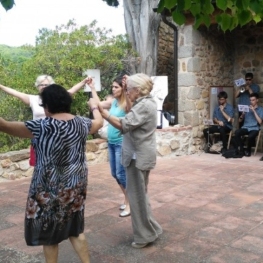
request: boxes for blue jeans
[108,142,126,188]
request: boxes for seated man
[203,91,234,153]
[235,72,260,128]
[234,93,263,157]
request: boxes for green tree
[0,0,14,11]
[157,0,263,31]
[0,20,134,152]
[104,0,263,32]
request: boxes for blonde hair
[127,73,153,96]
[35,75,55,88]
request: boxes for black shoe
[232,150,244,158]
[259,156,263,161]
[203,143,210,153]
[239,151,245,157]
[244,150,251,157]
[220,148,227,154]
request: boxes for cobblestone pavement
[1,153,263,262]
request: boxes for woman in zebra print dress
[0,82,103,263]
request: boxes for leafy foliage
[0,0,14,11]
[102,0,119,7]
[157,0,263,31]
[0,20,134,152]
[0,44,35,64]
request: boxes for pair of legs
[234,128,258,154]
[126,160,162,244]
[203,125,231,149]
[43,233,90,263]
[108,142,130,214]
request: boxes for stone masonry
[0,128,193,181]
[157,21,263,153]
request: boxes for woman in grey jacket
[98,73,162,249]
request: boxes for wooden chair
[243,130,262,155]
[212,130,233,149]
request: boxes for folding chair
[212,130,233,149]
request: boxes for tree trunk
[123,0,161,76]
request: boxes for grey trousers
[126,160,162,243]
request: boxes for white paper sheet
[238,104,249,112]
[234,78,246,87]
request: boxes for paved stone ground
[1,152,263,263]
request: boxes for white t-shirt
[29,95,45,120]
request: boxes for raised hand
[86,77,96,89]
[122,75,129,91]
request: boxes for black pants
[234,128,259,152]
[238,111,244,128]
[203,126,231,149]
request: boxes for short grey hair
[127,73,153,96]
[35,75,55,88]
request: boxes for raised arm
[86,78,112,109]
[67,77,88,95]
[122,75,133,112]
[0,118,33,138]
[98,103,122,130]
[88,98,103,134]
[0,84,30,105]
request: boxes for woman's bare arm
[88,98,103,134]
[0,118,33,138]
[67,77,88,95]
[0,84,30,105]
[86,78,112,109]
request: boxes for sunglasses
[38,84,49,87]
[245,79,252,81]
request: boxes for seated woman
[0,82,103,263]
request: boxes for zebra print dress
[24,116,92,246]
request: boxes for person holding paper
[203,91,234,153]
[235,72,260,127]
[234,93,263,157]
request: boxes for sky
[0,0,126,47]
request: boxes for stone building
[157,20,263,153]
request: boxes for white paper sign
[238,104,249,112]
[203,119,214,125]
[151,76,169,128]
[234,78,246,87]
[211,87,217,95]
[83,69,101,92]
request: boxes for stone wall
[0,139,109,181]
[0,128,194,181]
[157,21,263,151]
[156,125,194,156]
[233,24,263,90]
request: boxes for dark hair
[112,70,130,87]
[245,72,253,79]
[217,91,228,99]
[40,84,72,114]
[250,92,259,99]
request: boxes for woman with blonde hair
[88,73,132,217]
[0,75,90,165]
[98,73,162,248]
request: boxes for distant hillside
[0,44,35,63]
